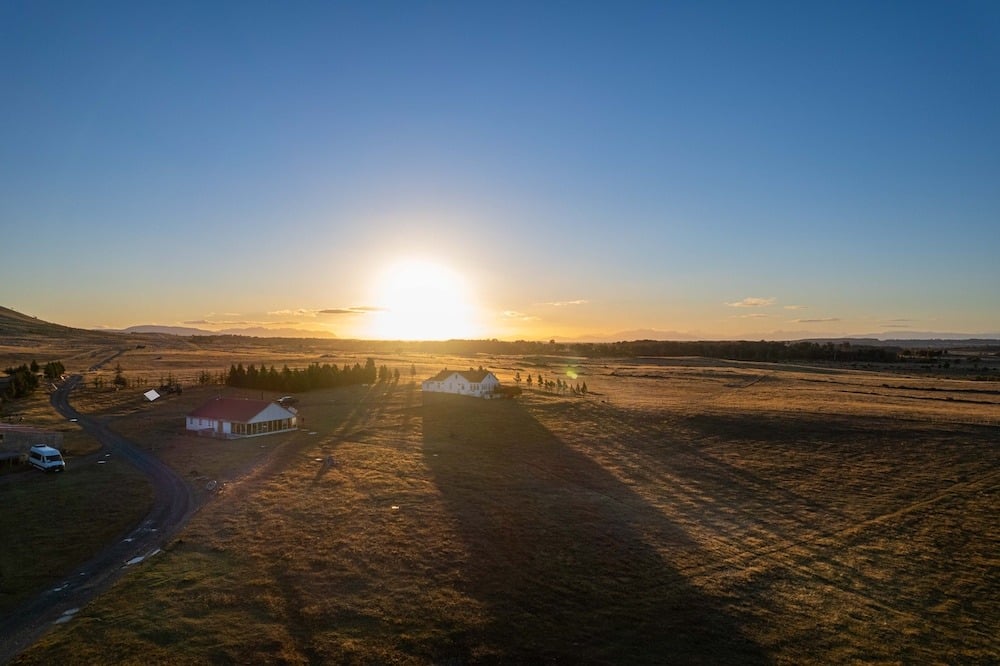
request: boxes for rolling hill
[0,306,97,339]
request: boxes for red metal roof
[424,369,496,383]
[188,397,278,422]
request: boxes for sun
[367,259,480,340]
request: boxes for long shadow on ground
[422,394,769,665]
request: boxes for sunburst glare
[367,259,480,340]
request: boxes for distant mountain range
[571,328,1000,347]
[0,307,337,340]
[115,324,337,339]
[850,331,1000,342]
[2,305,997,346]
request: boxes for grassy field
[8,353,998,664]
[0,452,152,615]
[0,379,152,617]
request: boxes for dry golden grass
[0,388,101,458]
[9,353,1000,664]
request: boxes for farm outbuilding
[186,397,297,438]
[421,369,500,398]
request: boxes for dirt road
[0,375,195,664]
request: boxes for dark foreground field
[11,357,1000,664]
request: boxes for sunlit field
[5,2,999,662]
[8,343,998,664]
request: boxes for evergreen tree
[113,362,127,388]
[43,361,65,381]
[3,365,38,399]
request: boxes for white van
[28,445,65,472]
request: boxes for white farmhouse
[186,397,297,438]
[422,368,500,398]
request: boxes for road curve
[0,374,196,664]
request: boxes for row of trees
[264,338,904,363]
[226,358,381,392]
[220,338,905,363]
[569,340,901,363]
[2,360,66,402]
[2,365,39,401]
[513,371,588,394]
[35,360,66,380]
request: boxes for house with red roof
[186,397,297,438]
[421,368,500,398]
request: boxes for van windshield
[45,455,63,462]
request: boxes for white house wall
[422,372,500,397]
[186,417,230,434]
[186,409,294,437]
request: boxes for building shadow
[421,394,769,664]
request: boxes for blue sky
[2,1,998,340]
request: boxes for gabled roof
[188,397,289,422]
[424,369,496,383]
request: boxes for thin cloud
[725,297,776,308]
[503,310,539,321]
[783,305,807,310]
[792,317,841,323]
[733,313,771,319]
[268,308,319,318]
[318,306,385,315]
[536,299,589,307]
[187,318,299,326]
[262,307,386,318]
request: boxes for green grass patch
[0,460,152,614]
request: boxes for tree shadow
[421,394,769,664]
